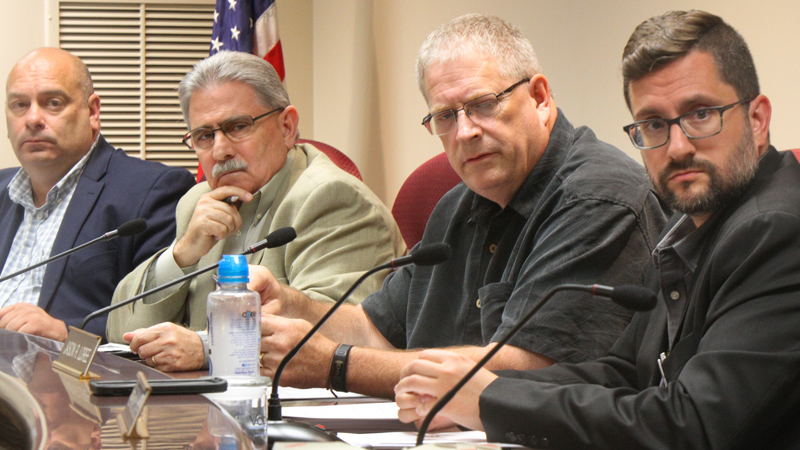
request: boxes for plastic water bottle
[207,255,261,381]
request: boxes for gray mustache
[212,159,248,178]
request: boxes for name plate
[52,326,101,379]
[117,371,152,439]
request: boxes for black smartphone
[89,376,228,396]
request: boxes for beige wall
[0,0,46,168]
[2,1,800,209]
[310,0,800,206]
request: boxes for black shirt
[362,111,667,363]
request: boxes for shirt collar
[7,136,99,212]
[242,146,296,221]
[469,109,574,220]
[653,209,722,273]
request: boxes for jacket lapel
[0,180,24,269]
[658,147,783,382]
[39,138,112,312]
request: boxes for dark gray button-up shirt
[363,111,667,363]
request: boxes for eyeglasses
[421,78,531,136]
[622,99,751,150]
[182,107,285,150]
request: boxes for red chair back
[392,153,461,248]
[298,139,362,180]
[790,149,800,162]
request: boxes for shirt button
[476,298,481,308]
[236,230,242,237]
[670,291,680,300]
[36,213,44,220]
[256,214,263,220]
[489,243,497,253]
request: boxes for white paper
[282,401,400,420]
[97,343,132,352]
[337,430,490,448]
[279,387,367,400]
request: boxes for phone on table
[89,376,228,396]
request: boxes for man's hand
[394,349,497,432]
[124,322,205,372]
[248,265,287,315]
[173,187,253,267]
[0,304,68,341]
[259,314,337,388]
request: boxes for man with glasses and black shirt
[105,51,405,372]
[395,10,800,448]
[249,13,665,401]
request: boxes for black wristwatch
[329,343,353,392]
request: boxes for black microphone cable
[78,227,297,331]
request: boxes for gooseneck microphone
[415,283,657,445]
[78,226,297,331]
[266,243,452,442]
[0,218,147,283]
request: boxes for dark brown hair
[622,10,759,109]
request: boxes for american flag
[210,0,285,79]
[198,0,285,180]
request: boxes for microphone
[415,283,657,445]
[0,218,148,283]
[266,243,452,442]
[78,226,297,331]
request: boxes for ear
[747,94,771,155]
[87,93,101,140]
[279,106,299,149]
[527,74,555,128]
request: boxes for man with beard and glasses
[395,10,800,449]
[106,51,405,372]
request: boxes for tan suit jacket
[106,144,405,342]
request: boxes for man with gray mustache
[106,51,405,372]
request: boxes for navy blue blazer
[0,136,195,339]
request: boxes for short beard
[655,125,759,216]
[212,159,248,178]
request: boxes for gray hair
[415,14,542,101]
[178,51,290,126]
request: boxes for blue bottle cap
[218,436,238,450]
[217,255,249,283]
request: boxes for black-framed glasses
[622,99,751,150]
[421,78,531,136]
[182,107,285,150]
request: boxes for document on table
[274,441,502,450]
[337,430,491,448]
[279,387,366,400]
[282,400,399,420]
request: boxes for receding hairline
[7,48,94,100]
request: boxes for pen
[657,351,668,387]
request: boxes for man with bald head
[0,48,195,340]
